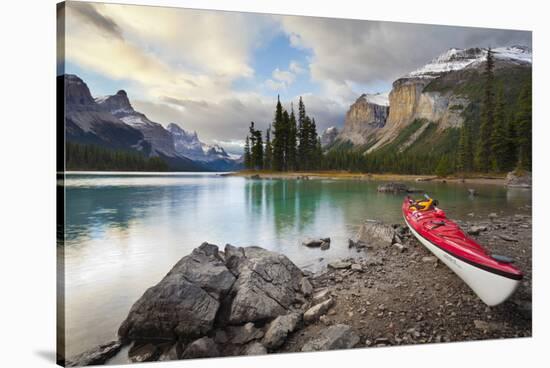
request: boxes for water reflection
[62,173,531,358]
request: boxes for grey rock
[320,241,330,250]
[377,182,409,193]
[182,337,219,359]
[488,213,498,220]
[243,342,268,355]
[158,342,184,361]
[468,188,477,196]
[222,244,305,324]
[422,256,438,263]
[328,260,352,270]
[467,225,488,235]
[393,243,407,253]
[304,298,334,324]
[301,324,360,351]
[356,221,395,244]
[227,322,264,344]
[128,343,158,363]
[505,170,532,188]
[498,234,518,242]
[263,312,302,349]
[118,243,236,341]
[312,288,331,303]
[66,341,122,367]
[300,278,313,296]
[351,264,363,272]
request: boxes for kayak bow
[402,196,522,306]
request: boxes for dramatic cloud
[63,2,531,151]
[280,16,531,97]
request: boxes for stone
[468,189,477,196]
[302,238,323,247]
[304,298,334,324]
[328,260,352,270]
[473,320,490,331]
[356,220,395,244]
[422,256,437,263]
[377,182,409,193]
[227,322,264,344]
[66,341,122,367]
[263,312,302,349]
[158,342,184,361]
[498,234,518,242]
[243,342,267,355]
[467,225,487,235]
[213,329,228,344]
[488,213,498,220]
[351,264,363,272]
[393,243,407,253]
[301,324,360,351]
[321,237,331,243]
[300,278,313,296]
[312,288,331,303]
[320,241,330,250]
[118,243,236,342]
[505,170,532,188]
[222,245,306,324]
[128,343,159,363]
[182,337,219,359]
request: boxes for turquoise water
[60,172,531,358]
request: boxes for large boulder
[221,245,306,324]
[301,324,360,351]
[118,243,236,342]
[182,337,219,359]
[506,170,532,188]
[355,220,395,245]
[377,182,409,193]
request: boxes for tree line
[244,96,322,171]
[458,48,532,173]
[66,142,169,171]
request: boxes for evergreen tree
[515,80,532,170]
[243,135,251,169]
[490,86,511,171]
[248,121,264,169]
[287,103,297,171]
[475,47,495,172]
[457,121,473,172]
[264,125,273,170]
[297,96,307,170]
[435,156,451,177]
[272,95,286,171]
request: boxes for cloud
[265,79,287,91]
[289,61,305,74]
[69,2,122,39]
[272,68,295,84]
[280,15,531,93]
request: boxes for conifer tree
[244,135,251,169]
[297,97,307,169]
[515,80,532,170]
[287,103,297,171]
[490,86,511,172]
[264,125,273,170]
[475,47,495,172]
[272,95,286,171]
[457,122,472,173]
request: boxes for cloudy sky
[60,2,531,154]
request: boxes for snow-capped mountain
[320,126,339,147]
[167,123,233,163]
[407,45,532,79]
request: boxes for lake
[59,172,531,359]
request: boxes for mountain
[320,126,339,147]
[62,74,148,152]
[335,93,389,146]
[62,74,242,171]
[167,123,241,171]
[331,45,532,156]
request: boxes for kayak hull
[404,217,520,306]
[402,197,522,306]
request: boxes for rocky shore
[66,213,532,366]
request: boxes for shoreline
[66,213,531,365]
[229,170,508,186]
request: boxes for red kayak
[402,195,522,306]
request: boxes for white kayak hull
[405,218,520,306]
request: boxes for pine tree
[490,86,511,172]
[515,80,532,170]
[252,128,264,170]
[287,103,297,171]
[272,95,286,171]
[244,135,251,169]
[457,122,473,173]
[264,125,273,170]
[435,156,451,177]
[475,47,495,172]
[297,96,307,170]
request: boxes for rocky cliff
[332,46,532,154]
[336,93,389,146]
